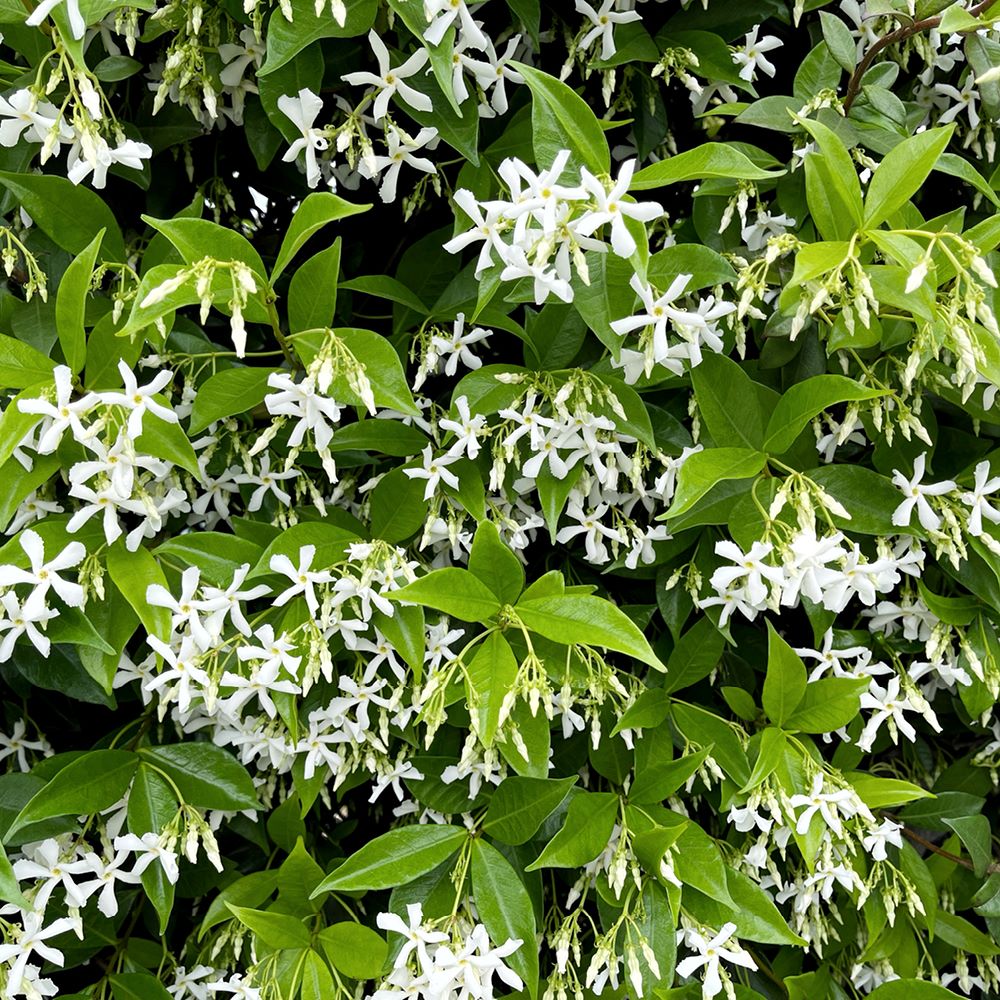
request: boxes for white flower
[0,912,77,997]
[25,0,85,39]
[442,189,511,276]
[960,459,1000,536]
[439,395,488,459]
[423,0,487,49]
[270,545,334,617]
[404,445,461,500]
[732,26,782,82]
[576,159,663,258]
[890,452,956,532]
[278,88,328,189]
[233,455,300,512]
[264,372,342,451]
[368,125,439,204]
[341,31,433,122]
[575,0,640,62]
[17,365,96,454]
[611,273,706,359]
[114,832,180,884]
[0,529,86,608]
[0,90,68,148]
[377,903,450,974]
[99,359,177,439]
[675,923,756,999]
[861,819,904,862]
[144,636,211,714]
[858,676,941,751]
[740,210,795,250]
[709,540,783,608]
[0,591,57,661]
[788,774,858,837]
[427,314,492,378]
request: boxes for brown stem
[843,0,1000,112]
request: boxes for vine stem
[843,0,1000,112]
[886,814,1000,874]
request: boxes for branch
[843,0,1000,112]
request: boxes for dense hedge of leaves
[2,0,1000,999]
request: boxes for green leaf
[663,617,725,694]
[314,825,468,893]
[260,0,377,75]
[527,791,618,869]
[691,352,771,450]
[271,193,370,280]
[942,814,994,877]
[784,677,869,733]
[630,143,783,190]
[763,375,884,454]
[807,465,904,535]
[127,764,178,932]
[135,412,201,477]
[389,568,501,622]
[512,62,610,176]
[864,126,955,227]
[0,334,56,390]
[110,973,173,1000]
[468,520,524,603]
[630,746,712,805]
[7,749,138,838]
[515,594,665,670]
[663,447,766,519]
[742,728,787,793]
[248,521,358,578]
[819,11,858,72]
[339,275,430,316]
[139,744,259,811]
[846,772,934,809]
[466,632,519,747]
[228,905,312,950]
[188,367,277,434]
[0,172,125,260]
[154,532,263,587]
[106,538,171,643]
[55,229,103,373]
[144,215,266,276]
[629,881,676,995]
[293,327,419,416]
[318,923,388,981]
[301,951,336,1000]
[798,118,864,240]
[289,241,342,334]
[0,840,29,910]
[483,776,577,845]
[471,840,538,999]
[762,621,807,726]
[726,867,807,945]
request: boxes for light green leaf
[630,144,783,190]
[515,594,664,670]
[318,923,388,981]
[482,776,577,845]
[468,520,524,603]
[7,750,138,838]
[527,792,618,869]
[106,539,171,643]
[864,126,956,227]
[260,0,377,75]
[466,632,519,747]
[289,240,342,334]
[314,825,468,893]
[471,840,538,999]
[512,62,610,176]
[55,229,103,373]
[188,367,277,434]
[139,744,259,811]
[228,905,312,950]
[389,568,501,622]
[763,375,885,454]
[762,621,807,726]
[0,334,55,390]
[271,193,371,280]
[663,447,766,519]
